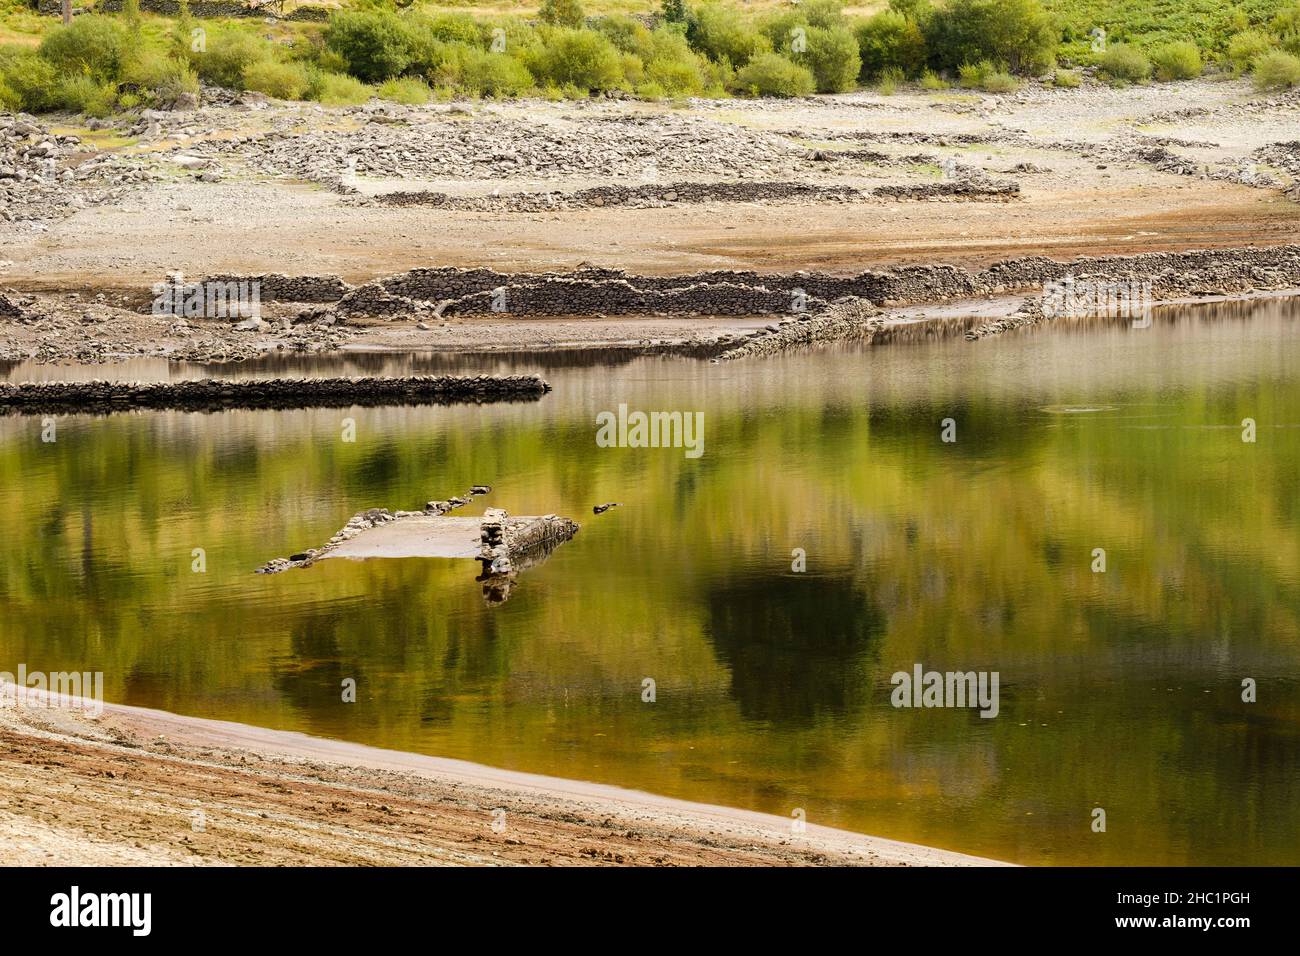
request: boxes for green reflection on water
[2,298,1298,865]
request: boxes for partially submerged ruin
[0,375,550,415]
[257,489,579,605]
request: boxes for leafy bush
[662,0,689,25]
[889,0,935,23]
[407,11,482,46]
[1052,68,1080,88]
[596,14,655,59]
[308,70,373,106]
[644,29,708,95]
[325,10,412,83]
[732,51,815,96]
[478,16,544,60]
[123,51,199,105]
[526,27,624,92]
[919,67,948,88]
[1272,6,1300,55]
[689,3,770,67]
[762,0,847,50]
[793,25,860,92]
[0,48,59,112]
[855,11,927,80]
[54,75,118,117]
[925,0,1056,74]
[799,0,849,30]
[39,15,131,82]
[877,65,903,93]
[242,59,310,100]
[445,46,535,96]
[377,76,431,104]
[192,30,271,89]
[958,58,1017,90]
[0,74,20,112]
[1226,31,1274,74]
[539,0,586,29]
[1099,43,1151,82]
[1150,41,1202,81]
[1252,49,1300,89]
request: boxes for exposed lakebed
[1,297,1297,865]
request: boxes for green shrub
[794,25,860,92]
[732,51,815,96]
[309,70,373,106]
[377,76,431,104]
[877,65,903,93]
[1270,3,1300,51]
[1150,41,1202,81]
[54,74,118,117]
[539,0,586,29]
[1052,67,1080,88]
[1274,6,1300,55]
[1226,31,1274,74]
[644,29,708,95]
[1099,43,1151,82]
[620,50,645,85]
[0,48,60,112]
[662,0,689,25]
[596,14,655,60]
[854,11,926,80]
[407,11,482,46]
[889,0,935,23]
[478,16,543,60]
[958,58,1018,90]
[799,0,849,30]
[689,3,770,67]
[919,67,948,88]
[123,51,199,105]
[193,31,271,89]
[325,10,411,83]
[39,15,131,82]
[526,27,624,92]
[1252,49,1300,89]
[448,47,535,96]
[242,59,310,100]
[0,75,20,112]
[925,0,1056,74]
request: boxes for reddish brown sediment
[0,693,1004,867]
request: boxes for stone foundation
[0,374,550,415]
[205,244,1300,321]
[479,508,580,575]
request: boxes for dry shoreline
[0,691,1004,866]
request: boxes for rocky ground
[3,76,1300,299]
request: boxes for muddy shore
[0,694,1001,866]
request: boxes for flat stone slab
[323,516,485,560]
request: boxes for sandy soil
[0,693,1000,866]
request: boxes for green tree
[539,0,586,29]
[925,0,1057,74]
[324,10,412,82]
[855,10,927,80]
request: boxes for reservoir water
[2,296,1297,864]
